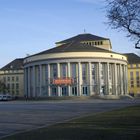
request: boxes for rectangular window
[16,90,19,95]
[7,77,10,81]
[130,72,133,80]
[71,63,77,78]
[130,64,133,68]
[60,63,67,78]
[91,63,97,85]
[16,76,19,82]
[16,83,19,89]
[130,81,134,87]
[12,83,14,89]
[137,81,140,87]
[12,77,14,81]
[100,63,106,85]
[7,83,10,89]
[3,77,6,82]
[136,71,139,80]
[50,64,57,78]
[82,63,88,83]
[136,64,139,68]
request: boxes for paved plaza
[0,98,140,139]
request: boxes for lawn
[1,105,140,140]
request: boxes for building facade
[124,53,140,96]
[0,59,24,97]
[24,34,128,98]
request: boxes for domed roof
[56,33,109,44]
[32,41,112,57]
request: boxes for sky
[0,0,137,68]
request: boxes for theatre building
[24,33,128,98]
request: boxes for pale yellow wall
[128,64,140,96]
[0,70,24,97]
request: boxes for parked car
[0,94,13,101]
[0,95,4,101]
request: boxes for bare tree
[106,0,140,48]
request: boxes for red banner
[53,78,73,85]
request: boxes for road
[0,98,140,139]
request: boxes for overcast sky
[0,0,137,68]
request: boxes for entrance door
[72,86,77,96]
[61,86,68,96]
[82,86,88,95]
[51,86,57,96]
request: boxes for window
[100,63,106,85]
[82,63,88,83]
[3,77,6,82]
[131,81,134,87]
[60,63,67,78]
[16,90,19,95]
[71,63,77,78]
[136,64,139,68]
[12,77,14,81]
[130,72,133,80]
[136,71,140,87]
[16,83,19,89]
[50,64,57,78]
[89,42,92,45]
[7,83,10,89]
[136,71,139,80]
[137,81,140,87]
[7,77,10,81]
[16,76,19,82]
[130,64,133,68]
[12,83,14,89]
[91,63,97,87]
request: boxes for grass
[1,105,140,140]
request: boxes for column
[120,64,123,95]
[24,68,28,97]
[122,64,127,95]
[88,62,92,96]
[67,62,71,96]
[57,63,61,96]
[39,65,42,97]
[125,65,128,95]
[48,64,51,96]
[106,63,110,95]
[98,62,101,95]
[78,62,82,96]
[114,64,118,95]
[32,66,35,97]
[27,67,30,97]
